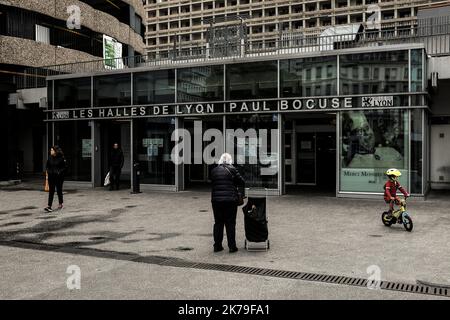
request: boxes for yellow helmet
[386,168,401,180]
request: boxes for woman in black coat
[210,153,245,253]
[45,146,67,212]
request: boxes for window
[340,51,409,94]
[133,70,175,105]
[134,118,175,185]
[54,121,92,181]
[340,110,409,193]
[94,73,131,107]
[411,49,423,92]
[280,56,337,97]
[226,114,278,189]
[177,66,224,102]
[35,24,50,44]
[226,61,277,100]
[54,77,91,109]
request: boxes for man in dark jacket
[210,153,245,253]
[109,143,124,190]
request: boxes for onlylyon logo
[171,121,278,176]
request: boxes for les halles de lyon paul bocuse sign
[50,96,395,120]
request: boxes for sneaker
[229,247,238,253]
[57,204,64,210]
[214,246,224,252]
[44,206,53,212]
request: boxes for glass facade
[133,70,175,105]
[226,61,278,100]
[340,51,409,94]
[47,48,428,195]
[94,73,131,107]
[411,109,423,194]
[340,109,409,192]
[134,118,175,185]
[54,77,91,109]
[54,121,92,181]
[226,114,278,189]
[280,56,337,97]
[411,49,423,92]
[177,66,224,102]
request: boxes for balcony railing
[17,17,450,89]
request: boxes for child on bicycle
[384,168,410,217]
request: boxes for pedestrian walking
[210,153,245,253]
[44,146,67,212]
[109,143,124,190]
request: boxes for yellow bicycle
[381,199,413,232]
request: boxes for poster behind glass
[340,110,409,192]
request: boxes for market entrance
[284,113,337,194]
[97,120,131,189]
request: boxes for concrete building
[144,0,446,57]
[0,0,146,181]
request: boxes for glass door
[296,132,316,185]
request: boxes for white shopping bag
[104,171,111,186]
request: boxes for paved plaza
[1,183,449,299]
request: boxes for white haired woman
[210,153,245,253]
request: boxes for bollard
[131,161,141,194]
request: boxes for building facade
[45,42,429,198]
[144,0,443,57]
[0,0,146,181]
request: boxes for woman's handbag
[104,171,111,187]
[44,172,49,192]
[223,165,244,206]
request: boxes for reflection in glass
[54,121,91,181]
[134,118,175,185]
[280,56,337,97]
[226,61,277,100]
[340,51,409,94]
[177,66,224,102]
[340,110,409,192]
[94,73,131,107]
[411,49,423,92]
[54,77,91,109]
[411,109,423,194]
[133,70,175,105]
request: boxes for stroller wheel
[267,240,270,250]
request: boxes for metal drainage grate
[2,240,448,298]
[148,256,450,298]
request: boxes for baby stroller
[242,188,269,251]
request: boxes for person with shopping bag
[109,143,124,190]
[210,153,245,253]
[44,146,67,212]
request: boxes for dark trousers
[110,166,121,190]
[48,176,64,207]
[212,201,237,249]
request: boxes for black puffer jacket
[46,155,67,178]
[210,164,245,203]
